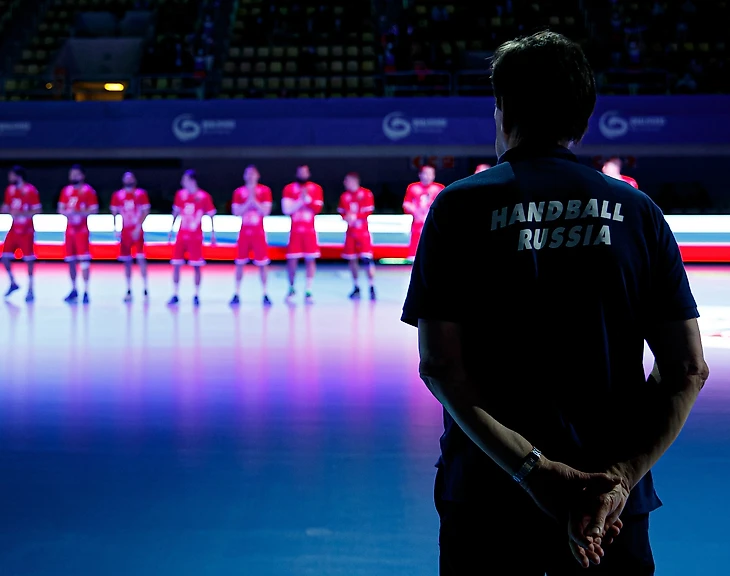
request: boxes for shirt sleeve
[337,193,348,216]
[401,194,466,327]
[110,191,120,211]
[403,184,415,213]
[261,186,273,205]
[282,183,294,200]
[29,187,41,209]
[172,191,183,213]
[138,190,151,209]
[58,187,68,208]
[361,189,375,215]
[204,193,217,215]
[646,209,699,322]
[86,187,99,209]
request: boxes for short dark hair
[183,169,198,182]
[10,165,26,180]
[70,163,85,174]
[490,31,596,145]
[345,172,359,180]
[419,164,436,172]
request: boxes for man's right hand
[523,458,624,567]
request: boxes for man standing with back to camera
[402,31,708,575]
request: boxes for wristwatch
[513,447,542,485]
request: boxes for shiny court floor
[0,262,727,576]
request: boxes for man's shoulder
[432,166,514,208]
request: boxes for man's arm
[607,319,708,491]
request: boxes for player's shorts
[64,226,91,262]
[171,232,204,266]
[236,228,270,266]
[408,222,425,260]
[119,231,145,261]
[286,227,320,260]
[1,228,35,261]
[342,229,373,260]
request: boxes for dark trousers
[435,469,655,576]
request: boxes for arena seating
[218,0,381,99]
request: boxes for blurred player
[338,172,376,300]
[474,163,491,173]
[1,165,41,302]
[230,165,273,306]
[167,169,216,307]
[58,164,98,304]
[110,171,151,303]
[402,164,444,262]
[282,164,323,303]
[602,156,639,188]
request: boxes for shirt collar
[497,144,578,165]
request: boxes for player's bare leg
[123,260,133,302]
[286,258,297,301]
[80,260,91,304]
[168,263,181,305]
[2,256,19,297]
[25,260,35,302]
[64,261,78,302]
[304,258,315,303]
[260,265,271,305]
[193,266,201,306]
[231,263,244,305]
[138,258,148,298]
[348,259,361,299]
[365,258,376,300]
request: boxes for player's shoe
[124,290,132,303]
[25,290,34,303]
[349,287,361,299]
[263,295,272,306]
[167,295,179,306]
[64,289,78,303]
[143,289,149,299]
[230,294,240,306]
[4,281,19,297]
[370,286,376,301]
[285,287,295,302]
[304,291,314,304]
[193,295,200,307]
[82,292,90,305]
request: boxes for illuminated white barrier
[0,214,415,235]
[0,213,726,239]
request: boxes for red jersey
[58,184,99,229]
[3,183,41,234]
[232,184,273,232]
[282,181,324,229]
[338,187,374,232]
[403,182,445,225]
[620,175,639,189]
[173,189,216,235]
[110,188,151,228]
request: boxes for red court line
[2,242,727,262]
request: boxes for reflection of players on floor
[403,164,444,262]
[2,165,41,302]
[282,164,324,303]
[474,163,492,174]
[58,164,98,304]
[230,164,273,306]
[111,171,150,303]
[167,169,217,307]
[602,156,639,189]
[338,172,376,300]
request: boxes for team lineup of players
[1,157,634,305]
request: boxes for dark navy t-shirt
[401,145,699,515]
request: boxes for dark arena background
[1,1,729,574]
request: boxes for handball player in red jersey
[58,164,98,304]
[338,172,376,300]
[1,165,41,302]
[230,165,273,307]
[602,156,639,189]
[110,171,151,303]
[474,163,492,174]
[167,169,216,307]
[403,164,444,262]
[282,164,324,304]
